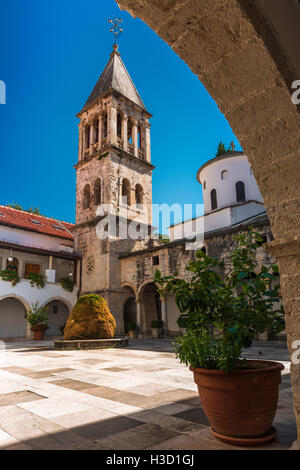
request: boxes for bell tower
[73,43,154,332]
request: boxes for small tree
[216,141,226,156]
[154,228,285,372]
[25,302,49,332]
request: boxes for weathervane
[108,18,123,46]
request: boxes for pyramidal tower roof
[82,45,147,112]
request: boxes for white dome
[197,152,263,214]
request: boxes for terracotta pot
[191,359,284,446]
[129,330,137,339]
[33,330,45,341]
[151,327,163,338]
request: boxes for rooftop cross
[108,18,124,47]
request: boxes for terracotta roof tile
[0,206,74,240]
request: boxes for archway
[140,282,161,333]
[0,297,27,338]
[117,0,300,439]
[43,300,70,337]
[123,297,137,333]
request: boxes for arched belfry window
[83,184,91,210]
[211,189,217,210]
[221,170,229,180]
[127,119,133,145]
[122,179,131,205]
[94,179,101,206]
[85,125,90,149]
[102,111,108,139]
[117,112,122,139]
[137,126,142,150]
[94,119,98,144]
[236,181,246,203]
[135,184,143,205]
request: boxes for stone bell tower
[73,44,154,331]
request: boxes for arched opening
[135,184,143,205]
[6,257,19,273]
[127,118,133,145]
[117,112,122,138]
[44,300,70,337]
[210,189,218,210]
[140,283,161,333]
[236,181,246,203]
[94,178,101,206]
[137,125,142,149]
[0,297,27,338]
[221,170,229,180]
[94,119,98,144]
[83,184,91,210]
[102,111,108,139]
[85,124,90,149]
[123,297,137,333]
[122,178,131,205]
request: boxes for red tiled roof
[0,205,74,240]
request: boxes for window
[94,179,101,206]
[83,184,91,210]
[102,112,108,139]
[221,170,229,180]
[85,125,90,148]
[53,305,58,314]
[117,112,122,138]
[25,263,40,278]
[127,119,133,145]
[210,189,218,210]
[6,257,19,273]
[135,184,143,205]
[122,179,131,205]
[203,181,206,190]
[138,125,142,149]
[30,219,42,225]
[153,256,159,266]
[94,119,98,144]
[236,181,246,203]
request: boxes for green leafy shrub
[25,302,49,331]
[177,315,189,329]
[154,228,285,372]
[60,276,74,292]
[0,269,20,286]
[27,272,45,289]
[151,320,163,329]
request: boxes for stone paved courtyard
[0,338,296,450]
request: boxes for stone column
[98,115,102,150]
[110,105,117,146]
[267,238,300,444]
[132,120,138,157]
[122,115,128,152]
[145,124,151,163]
[161,297,167,334]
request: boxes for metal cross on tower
[108,18,124,46]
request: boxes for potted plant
[151,320,164,338]
[25,302,49,340]
[154,228,285,446]
[127,322,137,338]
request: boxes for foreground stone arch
[116,0,300,441]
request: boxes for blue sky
[0,0,241,230]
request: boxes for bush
[128,322,137,331]
[64,294,116,340]
[0,269,20,286]
[27,272,45,289]
[151,320,163,329]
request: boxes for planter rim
[190,359,284,375]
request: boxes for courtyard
[0,338,296,450]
